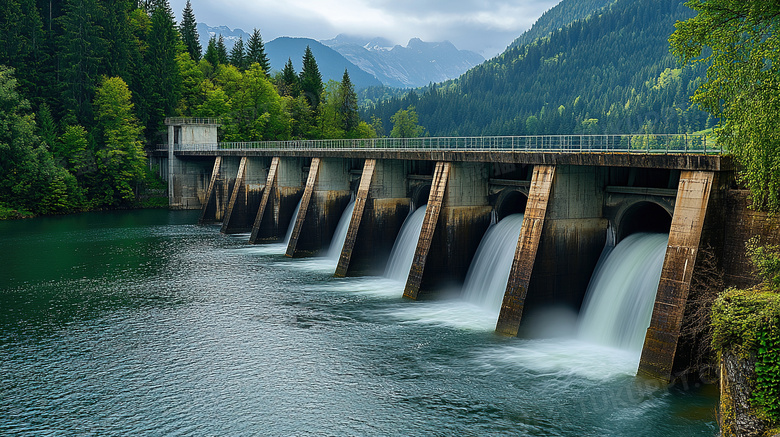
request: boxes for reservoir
[1,210,717,435]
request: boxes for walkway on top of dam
[165,134,730,171]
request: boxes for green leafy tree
[670,0,780,212]
[179,0,201,61]
[229,37,246,70]
[0,66,76,213]
[299,46,323,110]
[56,124,93,177]
[246,28,270,76]
[390,106,424,138]
[93,76,146,205]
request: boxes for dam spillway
[154,118,736,382]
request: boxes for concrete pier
[199,156,222,224]
[342,159,411,276]
[249,157,280,244]
[335,159,376,277]
[496,165,556,335]
[404,162,451,300]
[638,171,715,381]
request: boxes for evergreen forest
[363,0,714,137]
[0,0,369,217]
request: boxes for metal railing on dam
[169,134,721,155]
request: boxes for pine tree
[179,0,201,61]
[204,35,219,66]
[337,69,359,134]
[280,58,299,97]
[144,1,181,140]
[246,28,270,76]
[216,35,229,66]
[299,46,323,110]
[102,0,134,79]
[0,0,48,107]
[57,0,107,125]
[229,37,246,70]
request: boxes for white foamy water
[384,205,427,283]
[327,200,356,262]
[462,213,524,319]
[578,232,668,350]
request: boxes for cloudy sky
[169,0,563,58]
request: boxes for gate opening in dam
[152,118,733,382]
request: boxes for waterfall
[283,198,303,246]
[384,205,428,282]
[327,200,356,261]
[577,232,668,350]
[462,213,524,317]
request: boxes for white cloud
[172,0,561,57]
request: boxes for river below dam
[0,210,718,436]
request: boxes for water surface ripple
[0,210,717,436]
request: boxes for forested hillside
[0,0,369,217]
[364,0,712,136]
[509,0,615,49]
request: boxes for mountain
[321,35,485,88]
[363,0,711,137]
[196,23,251,53]
[265,37,383,89]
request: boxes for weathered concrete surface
[335,159,376,277]
[343,159,411,276]
[419,162,493,292]
[638,171,715,381]
[286,158,321,257]
[286,158,353,257]
[167,122,218,209]
[249,157,280,244]
[721,190,780,288]
[259,158,306,243]
[404,162,451,299]
[198,156,222,224]
[496,165,556,336]
[522,165,609,315]
[179,149,731,171]
[220,156,269,234]
[221,157,248,234]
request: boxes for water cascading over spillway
[384,205,428,282]
[462,213,525,317]
[327,200,356,262]
[283,198,303,247]
[578,232,669,350]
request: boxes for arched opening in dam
[616,201,673,243]
[461,189,529,319]
[494,189,528,221]
[384,196,429,283]
[577,201,673,351]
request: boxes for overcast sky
[169,0,563,58]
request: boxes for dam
[152,117,736,382]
